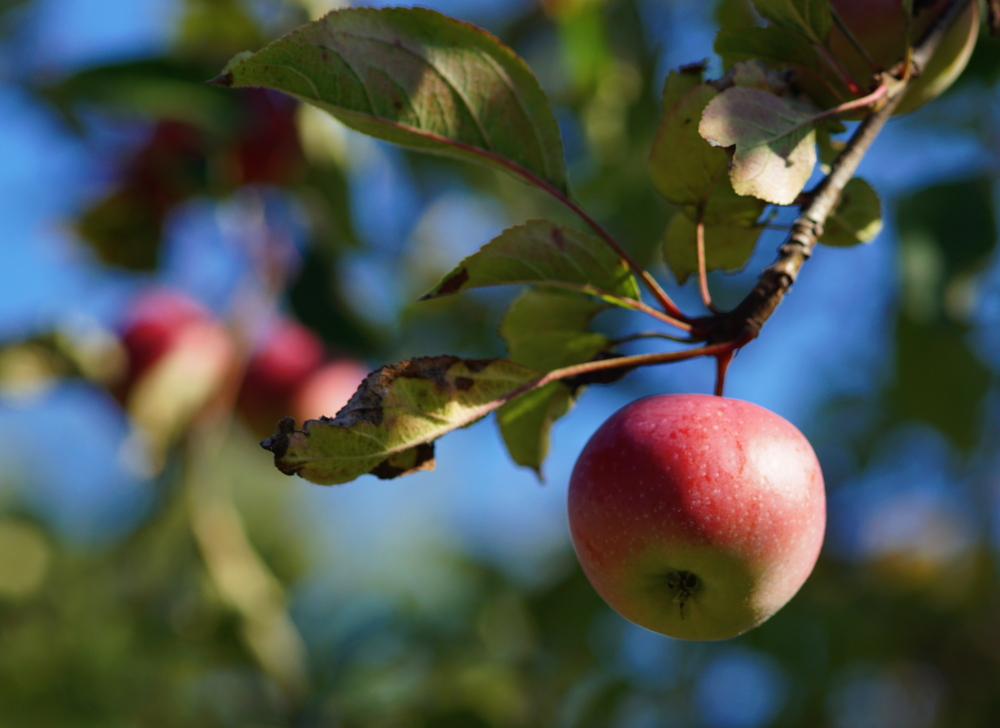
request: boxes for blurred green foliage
[3,0,1000,726]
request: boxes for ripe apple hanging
[568,394,826,641]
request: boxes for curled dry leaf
[262,355,541,485]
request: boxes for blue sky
[0,0,995,638]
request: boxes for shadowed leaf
[496,289,611,474]
[820,177,882,247]
[892,317,990,452]
[715,26,819,71]
[650,78,766,225]
[751,0,831,42]
[660,63,706,110]
[422,220,641,303]
[499,289,611,373]
[262,356,541,485]
[662,212,764,284]
[497,383,574,476]
[215,7,567,193]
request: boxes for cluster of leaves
[214,3,884,484]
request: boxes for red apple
[827,0,979,114]
[114,288,221,402]
[568,394,825,641]
[236,318,325,438]
[292,359,368,424]
[114,288,236,464]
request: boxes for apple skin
[291,359,368,424]
[568,394,825,641]
[236,318,326,438]
[827,0,979,115]
[113,289,236,461]
[114,288,223,403]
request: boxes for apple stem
[714,349,735,397]
[695,219,718,314]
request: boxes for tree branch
[698,0,974,346]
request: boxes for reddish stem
[714,349,735,397]
[695,219,716,313]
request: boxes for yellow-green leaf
[422,220,641,303]
[496,288,611,475]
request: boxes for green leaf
[262,356,541,485]
[497,383,574,476]
[662,212,764,284]
[892,317,990,452]
[816,123,845,172]
[499,288,611,372]
[699,85,817,205]
[215,7,568,193]
[39,59,237,133]
[896,177,997,280]
[714,0,760,30]
[751,0,831,43]
[649,82,766,225]
[496,288,610,475]
[714,26,819,71]
[820,177,882,247]
[659,64,706,110]
[422,220,641,303]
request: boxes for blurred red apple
[237,318,325,438]
[114,288,236,465]
[292,359,368,424]
[568,394,825,641]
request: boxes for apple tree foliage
[204,2,958,484]
[7,0,1000,723]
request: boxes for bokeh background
[3,0,1000,725]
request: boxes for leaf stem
[402,126,689,322]
[780,83,888,141]
[519,281,692,331]
[498,341,739,407]
[611,331,697,345]
[542,186,689,322]
[695,219,716,312]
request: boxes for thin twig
[496,341,740,408]
[611,331,697,345]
